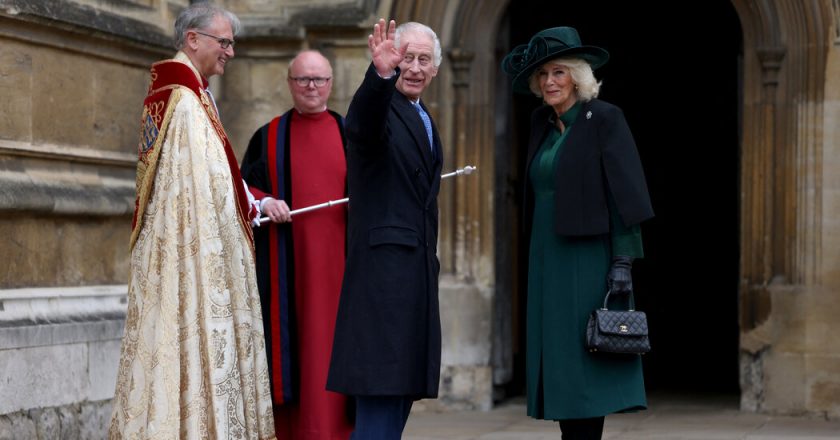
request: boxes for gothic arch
[393,0,832,298]
[729,0,830,324]
[391,0,833,410]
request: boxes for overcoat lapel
[393,95,435,173]
[427,109,443,209]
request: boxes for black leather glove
[607,255,633,294]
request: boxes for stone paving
[403,393,840,439]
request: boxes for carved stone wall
[0,0,174,289]
[2,2,840,437]
[0,1,175,436]
[0,1,382,437]
[400,0,840,419]
[732,0,840,418]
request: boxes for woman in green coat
[502,27,654,439]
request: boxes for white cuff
[377,69,397,79]
[259,196,275,213]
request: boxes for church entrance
[493,0,743,398]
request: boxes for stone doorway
[401,0,832,413]
[492,0,743,398]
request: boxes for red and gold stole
[131,59,254,250]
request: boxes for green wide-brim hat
[502,26,609,95]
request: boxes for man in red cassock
[241,50,351,440]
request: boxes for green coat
[526,102,647,420]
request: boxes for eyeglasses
[194,30,235,49]
[289,76,331,88]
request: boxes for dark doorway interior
[495,1,743,396]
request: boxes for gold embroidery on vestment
[131,89,180,250]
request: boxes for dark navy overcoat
[327,64,443,398]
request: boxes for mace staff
[258,165,476,224]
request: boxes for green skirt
[526,189,647,420]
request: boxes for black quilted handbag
[585,289,650,355]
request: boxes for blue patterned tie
[413,101,434,153]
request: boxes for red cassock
[242,109,352,440]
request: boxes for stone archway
[728,0,832,414]
[391,0,836,415]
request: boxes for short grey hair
[528,57,602,102]
[394,22,442,67]
[174,2,242,50]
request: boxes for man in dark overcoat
[326,18,444,439]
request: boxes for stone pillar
[432,47,495,411]
[740,43,786,413]
[741,46,786,330]
[449,48,478,280]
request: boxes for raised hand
[368,18,407,77]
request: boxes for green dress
[526,102,647,420]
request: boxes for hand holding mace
[258,165,476,224]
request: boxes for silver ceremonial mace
[258,165,476,224]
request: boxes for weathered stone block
[0,41,33,142]
[2,0,172,47]
[0,217,129,288]
[767,285,807,354]
[329,46,371,111]
[822,75,840,277]
[31,50,95,148]
[223,58,293,156]
[0,343,88,414]
[439,279,491,365]
[825,50,840,100]
[88,339,122,402]
[740,349,766,412]
[763,352,807,415]
[78,401,111,440]
[30,407,59,439]
[805,288,840,353]
[433,278,494,410]
[92,63,149,153]
[57,405,80,440]
[820,190,840,283]
[0,400,112,440]
[248,59,290,102]
[806,355,840,418]
[58,219,131,285]
[0,413,36,440]
[417,365,493,412]
[822,106,840,190]
[0,320,124,352]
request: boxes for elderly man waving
[327,18,445,440]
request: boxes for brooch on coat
[586,111,592,120]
